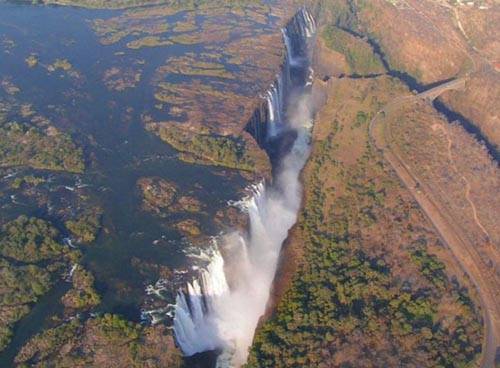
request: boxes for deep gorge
[173,7,317,367]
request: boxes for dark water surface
[0,1,264,363]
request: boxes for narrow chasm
[172,7,317,368]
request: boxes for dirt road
[369,79,500,368]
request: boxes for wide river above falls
[0,1,292,366]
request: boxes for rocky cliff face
[440,70,500,154]
[250,1,498,366]
[356,0,470,83]
[318,0,499,157]
[249,72,484,368]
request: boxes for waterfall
[280,7,316,67]
[300,7,316,38]
[265,75,284,139]
[281,28,295,66]
[174,248,229,356]
[174,110,313,367]
[173,7,316,367]
[264,6,315,139]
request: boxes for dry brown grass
[356,0,470,83]
[440,70,500,152]
[389,101,500,278]
[255,76,483,367]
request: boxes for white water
[266,7,315,139]
[300,7,316,38]
[282,28,296,66]
[281,7,316,67]
[173,7,316,367]
[174,95,313,366]
[265,74,284,139]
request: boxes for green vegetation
[0,216,76,352]
[149,124,258,172]
[97,313,140,342]
[319,0,362,35]
[11,175,45,189]
[15,315,183,367]
[0,259,52,351]
[137,176,177,214]
[15,319,81,363]
[411,246,448,290]
[355,110,368,127]
[62,266,101,310]
[247,78,482,367]
[65,211,101,243]
[322,25,384,75]
[0,120,84,173]
[0,216,70,263]
[248,159,481,366]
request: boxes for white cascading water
[281,7,316,67]
[299,7,316,38]
[173,7,316,368]
[266,6,315,139]
[281,28,296,66]
[265,74,283,139]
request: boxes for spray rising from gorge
[173,8,316,367]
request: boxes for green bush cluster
[0,259,53,351]
[247,121,482,367]
[14,315,183,367]
[0,121,84,173]
[0,216,77,352]
[11,175,45,189]
[411,246,447,290]
[322,25,384,76]
[65,212,101,243]
[0,216,68,263]
[97,314,141,342]
[155,125,257,172]
[62,267,101,310]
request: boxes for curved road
[369,78,500,368]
